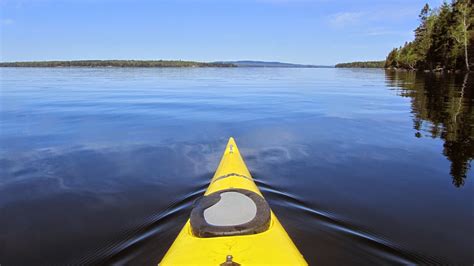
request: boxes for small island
[0,60,236,68]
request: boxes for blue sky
[1,0,443,65]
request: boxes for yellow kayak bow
[160,137,307,265]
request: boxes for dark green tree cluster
[385,0,473,71]
[0,60,236,68]
[335,61,385,68]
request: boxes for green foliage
[397,42,421,69]
[385,48,399,68]
[0,60,236,68]
[386,0,473,71]
[335,61,385,68]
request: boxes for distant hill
[217,60,331,68]
[0,60,236,68]
[335,61,385,68]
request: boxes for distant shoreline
[335,61,385,69]
[0,60,235,68]
[0,60,332,68]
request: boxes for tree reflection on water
[385,71,473,187]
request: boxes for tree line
[335,61,385,68]
[386,0,473,71]
[0,60,236,68]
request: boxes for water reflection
[385,71,473,187]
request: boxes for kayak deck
[160,138,307,265]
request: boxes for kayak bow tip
[228,136,236,145]
[226,137,238,153]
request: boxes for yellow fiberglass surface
[160,137,307,265]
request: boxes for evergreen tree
[386,0,473,71]
[428,3,454,69]
[413,4,435,69]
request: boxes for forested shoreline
[337,0,473,71]
[335,61,385,68]
[386,0,473,72]
[0,60,236,68]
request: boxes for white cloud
[328,12,364,28]
[2,18,14,25]
[327,4,423,31]
[257,0,329,3]
[365,28,413,37]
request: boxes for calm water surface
[0,68,473,265]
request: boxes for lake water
[0,67,472,265]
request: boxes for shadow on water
[385,71,473,187]
[97,186,207,265]
[253,177,445,265]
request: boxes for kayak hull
[160,138,307,265]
